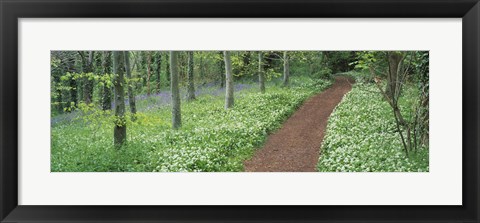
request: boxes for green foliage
[339,70,371,84]
[51,77,332,172]
[50,50,429,173]
[51,51,344,116]
[290,52,329,78]
[323,51,356,73]
[317,83,429,172]
[350,51,380,70]
[310,66,332,79]
[52,71,142,112]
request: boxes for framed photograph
[1,0,479,222]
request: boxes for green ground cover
[51,76,331,172]
[317,83,429,172]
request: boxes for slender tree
[170,51,182,129]
[68,64,78,108]
[199,54,206,85]
[78,51,95,104]
[218,51,225,88]
[138,52,146,86]
[124,51,137,119]
[51,52,65,112]
[258,52,265,93]
[113,51,127,147]
[187,51,196,101]
[147,51,152,96]
[283,51,290,87]
[155,52,162,92]
[166,53,171,84]
[224,51,234,109]
[52,51,78,110]
[101,51,112,110]
[373,51,411,156]
[386,51,404,99]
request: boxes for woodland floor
[244,76,353,172]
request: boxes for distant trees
[323,51,356,74]
[218,51,225,88]
[170,51,182,129]
[146,52,152,96]
[124,51,137,119]
[283,51,290,87]
[113,51,127,147]
[101,51,112,110]
[258,52,265,93]
[78,51,95,104]
[224,51,234,109]
[187,51,196,101]
[155,52,162,92]
[53,51,353,114]
[52,50,363,146]
[198,54,206,84]
[165,53,171,84]
[51,50,429,153]
[50,51,77,113]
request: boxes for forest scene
[51,51,429,172]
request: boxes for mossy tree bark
[147,51,152,96]
[218,51,225,88]
[258,52,265,93]
[78,51,95,104]
[113,51,127,148]
[101,51,112,110]
[224,51,234,109]
[155,52,162,92]
[187,51,196,101]
[283,51,290,87]
[165,53,171,84]
[170,51,182,129]
[124,51,137,120]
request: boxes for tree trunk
[241,52,251,74]
[52,73,63,113]
[224,51,234,109]
[166,53,171,84]
[170,51,182,129]
[113,51,127,147]
[101,51,112,110]
[87,51,94,104]
[156,52,162,92]
[79,51,95,104]
[124,51,137,119]
[134,52,143,90]
[69,78,77,108]
[283,51,290,87]
[199,55,205,85]
[147,51,152,96]
[376,52,410,156]
[186,51,196,101]
[386,52,404,99]
[258,52,265,93]
[219,51,225,88]
[67,53,78,108]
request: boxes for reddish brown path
[244,76,353,172]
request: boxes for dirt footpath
[244,76,353,172]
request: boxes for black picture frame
[1,0,479,222]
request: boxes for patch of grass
[317,83,429,172]
[51,77,332,172]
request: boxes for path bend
[244,76,353,172]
